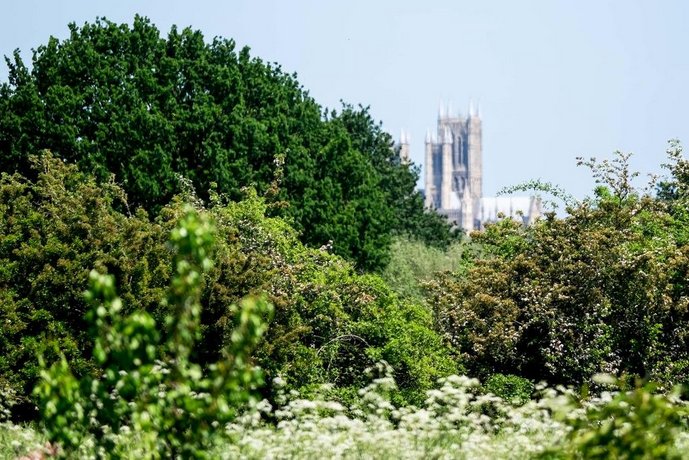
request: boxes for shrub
[1,154,457,416]
[34,207,273,458]
[426,150,689,388]
[0,154,170,419]
[249,225,461,406]
[557,376,689,459]
[484,374,533,406]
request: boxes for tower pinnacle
[400,129,410,144]
[399,129,411,164]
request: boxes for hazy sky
[2,0,688,200]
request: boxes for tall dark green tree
[0,16,453,270]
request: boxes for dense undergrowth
[3,147,689,458]
[426,147,689,389]
[0,155,456,421]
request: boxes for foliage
[219,197,460,406]
[0,16,453,270]
[532,374,689,460]
[484,374,534,406]
[381,236,472,304]
[0,154,456,418]
[7,371,689,458]
[0,422,46,460]
[34,207,273,458]
[658,141,689,241]
[0,383,16,423]
[499,179,578,211]
[0,153,170,419]
[564,382,688,459]
[426,147,689,387]
[327,106,459,251]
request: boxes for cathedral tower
[403,103,541,232]
[423,101,483,232]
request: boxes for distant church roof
[482,196,529,219]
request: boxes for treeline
[0,15,456,272]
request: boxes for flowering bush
[216,371,689,459]
[427,149,689,388]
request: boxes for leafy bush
[484,374,533,406]
[426,148,689,387]
[0,154,171,419]
[540,375,689,460]
[224,197,460,405]
[0,154,457,417]
[566,384,687,459]
[34,207,273,458]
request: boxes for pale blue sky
[2,0,688,199]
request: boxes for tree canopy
[0,16,455,271]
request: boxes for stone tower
[400,104,541,232]
[424,101,483,232]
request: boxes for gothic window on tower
[462,137,469,167]
[454,135,463,167]
[433,151,443,177]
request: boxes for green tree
[0,153,171,419]
[330,105,459,249]
[0,16,453,271]
[35,208,273,458]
